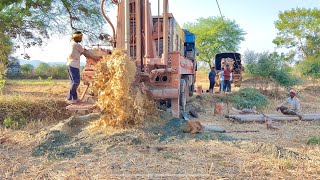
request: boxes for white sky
[15,0,320,62]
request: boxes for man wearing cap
[66,31,100,104]
[276,89,303,119]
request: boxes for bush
[271,68,301,88]
[20,64,68,79]
[21,64,34,75]
[0,79,5,92]
[3,116,26,129]
[0,96,70,129]
[0,62,6,79]
[307,137,320,145]
[243,50,300,88]
[297,55,320,78]
[231,88,268,109]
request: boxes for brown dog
[181,121,204,134]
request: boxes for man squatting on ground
[208,66,216,94]
[66,31,100,104]
[276,89,303,119]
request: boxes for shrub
[0,79,5,92]
[231,88,268,109]
[0,62,6,79]
[243,50,300,88]
[0,96,70,129]
[21,64,34,75]
[3,116,26,129]
[3,117,14,128]
[20,64,68,79]
[297,55,320,78]
[271,68,301,88]
[307,137,320,145]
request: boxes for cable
[215,0,241,70]
[215,0,224,21]
[100,0,116,47]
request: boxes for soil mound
[32,131,92,159]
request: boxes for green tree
[243,50,300,88]
[51,65,68,79]
[184,17,246,68]
[35,63,50,77]
[0,0,112,65]
[273,8,320,58]
[297,55,320,78]
[21,64,34,75]
[0,35,12,79]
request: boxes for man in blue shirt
[208,67,216,94]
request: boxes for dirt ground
[0,78,319,179]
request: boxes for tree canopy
[21,64,34,75]
[297,55,320,78]
[184,17,246,68]
[0,0,112,66]
[243,50,300,88]
[273,8,320,58]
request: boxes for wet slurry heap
[93,49,158,128]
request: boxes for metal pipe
[144,0,150,57]
[149,68,176,75]
[124,0,130,55]
[149,88,179,99]
[157,0,160,57]
[162,0,168,64]
[100,0,116,47]
[135,0,142,66]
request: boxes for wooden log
[226,114,320,123]
[204,125,226,132]
[227,114,320,118]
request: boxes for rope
[215,0,242,76]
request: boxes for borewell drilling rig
[68,0,197,118]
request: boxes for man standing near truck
[219,67,224,92]
[223,64,232,92]
[208,67,216,94]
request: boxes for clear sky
[16,0,320,62]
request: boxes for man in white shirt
[219,68,224,92]
[66,31,99,104]
[276,89,302,119]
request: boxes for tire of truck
[179,79,189,112]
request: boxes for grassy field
[0,74,319,179]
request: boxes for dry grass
[93,49,158,127]
[0,80,71,129]
[0,70,319,179]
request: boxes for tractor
[67,0,197,118]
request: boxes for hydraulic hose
[100,0,116,47]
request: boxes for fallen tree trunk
[226,114,320,123]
